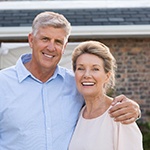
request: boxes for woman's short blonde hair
[72,40,117,92]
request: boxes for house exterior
[0,0,150,122]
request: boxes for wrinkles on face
[27,26,68,81]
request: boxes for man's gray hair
[32,11,71,39]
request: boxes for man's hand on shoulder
[109,94,141,124]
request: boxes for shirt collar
[15,54,32,83]
[15,53,65,83]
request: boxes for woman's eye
[77,67,84,70]
[93,68,99,71]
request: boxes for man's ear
[62,42,68,54]
[28,33,33,48]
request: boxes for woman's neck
[83,95,112,119]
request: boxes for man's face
[28,26,67,71]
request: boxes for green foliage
[106,88,115,97]
[137,122,150,150]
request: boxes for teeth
[82,82,94,86]
[44,53,53,58]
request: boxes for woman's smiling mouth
[82,82,95,86]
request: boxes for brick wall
[99,38,150,122]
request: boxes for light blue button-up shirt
[0,54,84,150]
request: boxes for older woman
[69,41,143,150]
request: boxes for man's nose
[47,41,56,51]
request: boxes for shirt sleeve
[113,122,143,150]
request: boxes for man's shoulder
[0,66,16,85]
[58,66,74,78]
[0,66,16,75]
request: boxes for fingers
[111,94,127,106]
[112,111,136,124]
[109,100,130,116]
[109,97,140,124]
[121,117,136,124]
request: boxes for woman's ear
[105,71,111,83]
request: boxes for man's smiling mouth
[42,52,54,58]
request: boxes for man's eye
[42,38,49,41]
[56,40,63,45]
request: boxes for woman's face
[75,53,110,98]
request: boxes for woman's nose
[83,70,91,78]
